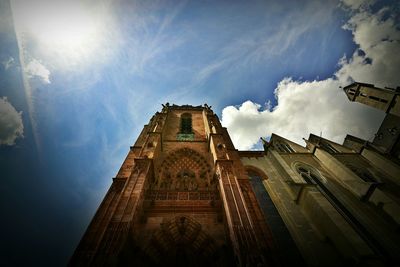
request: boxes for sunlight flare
[11,0,103,66]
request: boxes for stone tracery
[144,216,220,266]
[154,148,216,191]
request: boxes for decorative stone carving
[144,216,220,266]
[154,148,214,192]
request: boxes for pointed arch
[244,165,269,181]
[144,216,220,266]
[155,148,215,191]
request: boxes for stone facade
[243,133,400,266]
[70,104,285,266]
[71,88,400,266]
[343,82,400,158]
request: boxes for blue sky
[0,0,399,265]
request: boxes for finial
[260,137,268,145]
[260,137,271,154]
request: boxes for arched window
[282,143,295,153]
[320,142,339,154]
[245,166,303,264]
[274,141,295,153]
[180,113,192,134]
[344,162,376,183]
[294,162,326,184]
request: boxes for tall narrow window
[274,141,295,153]
[246,169,304,265]
[294,163,326,184]
[180,113,192,134]
[344,163,376,183]
[283,143,295,153]
[320,142,339,154]
[177,113,194,141]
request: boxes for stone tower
[70,104,283,266]
[343,82,400,115]
[343,82,400,158]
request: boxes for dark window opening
[369,95,380,101]
[274,142,295,153]
[247,172,305,266]
[321,142,339,154]
[295,164,323,184]
[180,113,192,134]
[345,163,376,183]
[283,143,295,153]
[368,95,388,103]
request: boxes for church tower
[70,104,281,266]
[343,82,400,116]
[343,82,400,158]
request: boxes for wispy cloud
[123,1,189,76]
[341,0,375,10]
[2,57,14,70]
[176,0,339,95]
[221,0,399,150]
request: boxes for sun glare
[12,0,102,67]
[36,10,98,49]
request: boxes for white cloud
[0,97,24,146]
[222,79,384,150]
[341,0,375,10]
[25,58,51,84]
[2,57,14,70]
[222,3,399,150]
[337,8,400,88]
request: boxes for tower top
[343,82,400,116]
[161,103,213,113]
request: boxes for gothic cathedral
[71,83,400,266]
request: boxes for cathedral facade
[71,83,400,266]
